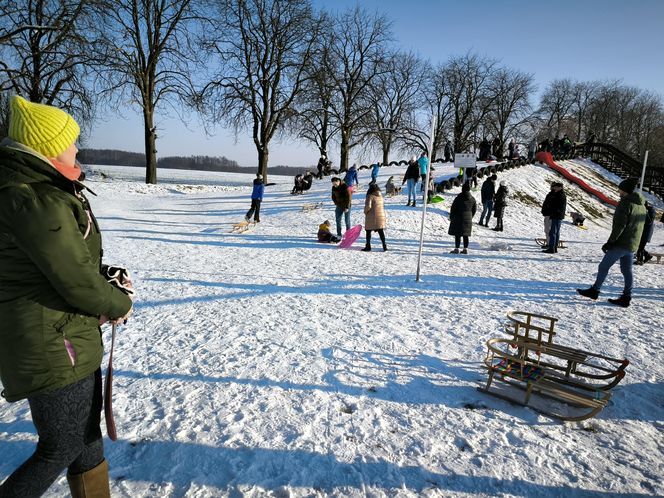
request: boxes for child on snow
[318,220,341,243]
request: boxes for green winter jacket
[607,191,646,253]
[0,140,132,402]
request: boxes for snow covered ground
[1,158,663,497]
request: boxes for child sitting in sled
[318,220,341,243]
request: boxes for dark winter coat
[0,140,132,402]
[641,203,656,244]
[448,191,477,237]
[607,192,646,252]
[402,161,420,183]
[541,189,567,220]
[493,186,508,218]
[332,182,352,209]
[251,179,265,200]
[444,143,453,161]
[480,178,496,203]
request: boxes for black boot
[362,245,371,252]
[577,287,599,300]
[608,295,631,307]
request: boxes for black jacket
[541,189,567,220]
[448,191,477,237]
[493,186,508,217]
[402,161,420,183]
[481,178,496,203]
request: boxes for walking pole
[638,150,649,193]
[416,115,437,282]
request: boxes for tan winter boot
[67,459,110,498]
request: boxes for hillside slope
[0,159,662,498]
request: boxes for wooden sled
[301,202,323,211]
[230,220,256,233]
[502,311,629,390]
[481,338,611,421]
[648,252,664,264]
[535,238,566,249]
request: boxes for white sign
[454,153,476,169]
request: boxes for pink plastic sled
[338,224,363,249]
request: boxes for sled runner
[535,238,566,249]
[338,224,363,249]
[231,220,256,233]
[301,202,323,211]
[502,311,629,391]
[480,338,612,421]
[648,252,664,264]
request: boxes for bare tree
[443,53,497,153]
[570,80,599,141]
[365,51,425,165]
[96,0,200,184]
[484,67,535,151]
[0,0,101,125]
[290,18,337,162]
[538,78,576,138]
[326,6,391,171]
[200,0,321,182]
[414,62,454,158]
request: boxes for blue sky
[86,0,664,167]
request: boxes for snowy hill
[1,159,663,497]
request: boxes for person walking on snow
[418,152,429,191]
[541,183,555,247]
[541,182,566,253]
[448,182,477,254]
[343,164,359,192]
[370,162,381,184]
[245,173,264,222]
[492,181,508,231]
[402,156,420,207]
[362,183,387,251]
[331,176,352,237]
[577,178,646,307]
[0,95,134,498]
[479,174,497,226]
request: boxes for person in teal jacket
[0,96,133,497]
[577,178,646,307]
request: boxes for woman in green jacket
[0,96,133,498]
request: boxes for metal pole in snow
[416,115,437,282]
[638,150,649,193]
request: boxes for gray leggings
[0,370,104,498]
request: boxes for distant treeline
[78,149,311,176]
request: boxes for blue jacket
[371,163,380,177]
[418,156,429,175]
[251,179,264,200]
[344,166,358,186]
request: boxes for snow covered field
[1,158,663,497]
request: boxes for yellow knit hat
[9,95,80,158]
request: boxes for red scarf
[49,158,81,181]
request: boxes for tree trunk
[339,129,350,172]
[382,145,390,166]
[144,108,157,184]
[258,147,269,184]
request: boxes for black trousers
[365,229,386,248]
[454,235,469,248]
[0,370,104,498]
[246,199,261,222]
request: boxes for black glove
[101,265,135,297]
[601,242,612,253]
